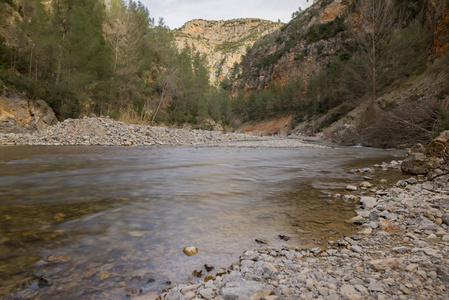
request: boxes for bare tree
[346,0,397,103]
[151,67,177,124]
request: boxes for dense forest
[0,0,232,128]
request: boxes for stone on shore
[369,258,404,271]
[159,154,449,300]
[360,196,377,209]
[346,185,358,191]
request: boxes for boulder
[29,99,58,130]
[0,93,57,133]
[403,132,449,175]
[426,130,449,159]
[401,152,438,175]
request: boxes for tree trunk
[29,47,33,78]
[152,88,166,124]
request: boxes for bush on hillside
[0,69,80,119]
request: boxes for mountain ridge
[173,18,283,84]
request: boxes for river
[0,144,405,299]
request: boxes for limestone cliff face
[0,0,23,47]
[174,19,283,84]
[230,0,352,97]
[0,92,58,133]
[232,0,448,97]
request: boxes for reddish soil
[240,115,293,136]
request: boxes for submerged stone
[183,246,198,256]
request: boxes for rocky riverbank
[155,162,449,300]
[0,116,320,148]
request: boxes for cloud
[141,0,312,29]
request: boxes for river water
[0,144,405,299]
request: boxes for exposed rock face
[231,0,352,96]
[426,130,449,158]
[320,0,353,23]
[0,93,57,133]
[174,19,283,84]
[425,0,449,56]
[0,0,22,47]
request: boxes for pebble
[0,117,327,148]
[183,246,198,256]
[346,185,358,191]
[143,160,449,300]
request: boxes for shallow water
[0,144,405,299]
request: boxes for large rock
[402,132,449,175]
[426,130,449,159]
[0,93,57,133]
[29,99,58,131]
[401,152,438,175]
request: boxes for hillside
[1,0,449,148]
[228,0,449,148]
[230,0,351,94]
[174,18,283,84]
[0,0,236,129]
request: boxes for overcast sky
[139,0,313,29]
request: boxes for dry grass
[117,108,151,125]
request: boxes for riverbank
[156,162,449,300]
[0,116,321,148]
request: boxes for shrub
[318,104,355,130]
[0,69,80,119]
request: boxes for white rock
[199,288,214,299]
[349,245,363,253]
[346,185,358,191]
[306,279,314,290]
[427,233,437,240]
[340,285,361,300]
[360,181,372,188]
[406,264,419,272]
[360,197,377,209]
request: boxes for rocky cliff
[230,0,352,96]
[174,18,283,84]
[0,90,57,133]
[228,0,449,148]
[232,0,449,96]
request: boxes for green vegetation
[305,17,345,43]
[228,0,436,136]
[0,0,231,128]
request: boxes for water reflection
[0,145,405,299]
